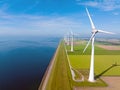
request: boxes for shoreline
[38,42,60,90]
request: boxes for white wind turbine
[83,8,115,82]
[64,32,70,46]
[64,35,68,45]
[71,31,74,52]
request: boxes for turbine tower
[71,31,74,52]
[65,32,70,45]
[83,8,115,82]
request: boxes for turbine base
[88,79,96,83]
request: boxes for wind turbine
[65,32,70,45]
[64,34,68,44]
[83,8,115,82]
[71,31,74,52]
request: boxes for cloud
[113,12,119,15]
[0,12,82,36]
[77,0,120,11]
[0,2,87,36]
[78,1,98,7]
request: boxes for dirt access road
[74,77,120,90]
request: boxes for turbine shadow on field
[95,62,120,80]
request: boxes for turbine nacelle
[83,29,115,53]
[92,30,98,34]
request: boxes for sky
[0,0,120,37]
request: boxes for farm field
[69,55,120,76]
[67,44,120,55]
[67,39,120,76]
[66,39,120,87]
[67,40,120,55]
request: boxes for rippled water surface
[0,36,60,90]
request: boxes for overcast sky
[0,0,120,37]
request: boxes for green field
[67,40,120,76]
[69,55,120,76]
[65,40,120,87]
[67,42,120,55]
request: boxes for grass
[73,80,107,87]
[72,69,107,87]
[67,42,120,55]
[41,40,120,89]
[69,55,120,76]
[69,55,90,69]
[67,40,120,76]
[67,42,120,76]
[95,55,120,76]
[45,41,72,90]
[65,40,120,87]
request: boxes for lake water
[0,36,60,90]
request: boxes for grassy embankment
[44,41,73,90]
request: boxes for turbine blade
[98,30,115,34]
[83,33,96,53]
[86,8,95,30]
